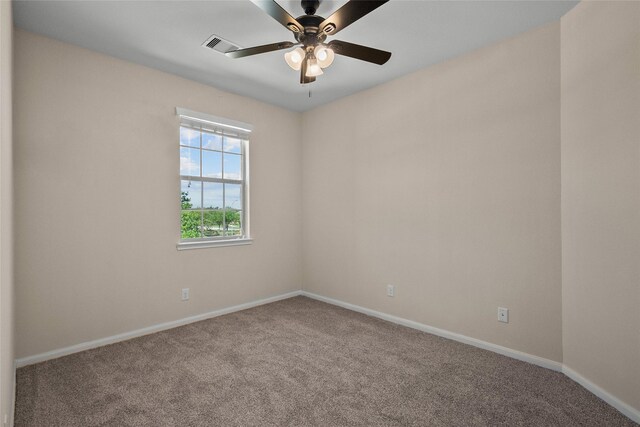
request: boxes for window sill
[176,238,253,251]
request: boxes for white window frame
[176,108,253,250]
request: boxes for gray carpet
[15,296,637,426]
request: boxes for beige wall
[302,23,563,362]
[13,30,303,358]
[0,0,15,424]
[561,1,640,412]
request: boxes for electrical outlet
[181,288,190,301]
[498,307,509,323]
[387,284,395,297]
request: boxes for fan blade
[300,57,316,84]
[328,40,391,65]
[319,1,388,36]
[226,41,295,59]
[250,0,304,33]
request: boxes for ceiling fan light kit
[285,44,332,78]
[226,0,392,84]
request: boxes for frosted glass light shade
[284,47,305,71]
[314,44,335,68]
[305,58,324,77]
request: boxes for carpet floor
[15,296,636,426]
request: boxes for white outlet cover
[498,307,509,323]
[181,288,190,301]
[387,285,395,297]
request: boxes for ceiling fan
[226,0,391,84]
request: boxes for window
[176,108,252,250]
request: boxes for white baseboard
[13,289,639,424]
[5,361,16,427]
[302,291,640,423]
[562,365,640,424]
[15,290,302,368]
[301,291,562,372]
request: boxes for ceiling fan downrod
[301,0,320,16]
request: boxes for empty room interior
[0,0,639,425]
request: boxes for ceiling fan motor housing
[296,15,324,34]
[294,15,328,49]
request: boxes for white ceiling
[13,0,578,112]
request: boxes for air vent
[202,34,242,54]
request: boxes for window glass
[223,136,242,154]
[202,150,222,179]
[180,127,200,148]
[202,132,222,151]
[180,147,200,177]
[223,153,242,180]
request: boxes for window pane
[180,147,200,177]
[202,132,222,151]
[179,115,249,242]
[203,182,223,210]
[181,180,201,209]
[180,127,200,148]
[223,136,242,154]
[181,210,202,239]
[202,150,222,179]
[225,183,242,210]
[224,153,242,180]
[203,210,224,237]
[225,210,242,236]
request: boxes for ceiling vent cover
[202,34,241,54]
